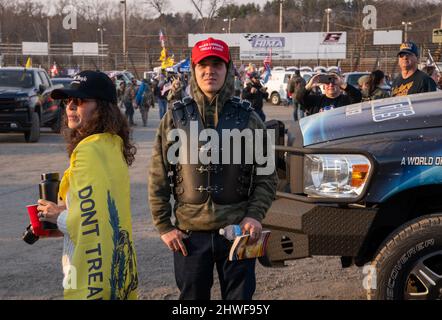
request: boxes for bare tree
[146,0,170,17]
[189,0,230,32]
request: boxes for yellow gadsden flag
[25,57,32,68]
[58,133,138,300]
[159,47,174,69]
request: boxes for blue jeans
[158,98,167,119]
[293,103,304,121]
[173,231,256,300]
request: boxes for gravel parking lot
[0,103,366,300]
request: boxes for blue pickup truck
[263,91,442,300]
[0,67,63,142]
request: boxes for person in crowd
[234,75,243,97]
[157,73,170,119]
[295,72,362,115]
[136,79,153,127]
[166,77,185,108]
[148,37,277,300]
[36,71,138,299]
[391,42,437,97]
[422,65,441,89]
[287,70,306,121]
[242,71,269,122]
[361,70,390,101]
[117,81,126,110]
[123,79,137,126]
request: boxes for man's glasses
[399,53,412,58]
[63,97,95,106]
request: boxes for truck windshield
[0,70,34,88]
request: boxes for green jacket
[148,58,278,235]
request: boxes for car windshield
[0,70,34,88]
[51,79,71,89]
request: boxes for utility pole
[279,1,283,33]
[97,26,106,71]
[402,21,412,42]
[47,17,51,70]
[223,17,236,33]
[121,0,127,70]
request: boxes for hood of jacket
[189,56,235,126]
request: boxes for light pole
[47,17,51,70]
[223,17,236,33]
[279,0,283,33]
[97,26,106,71]
[402,21,412,42]
[120,0,127,70]
[325,8,333,33]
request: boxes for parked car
[104,70,141,89]
[265,70,294,105]
[0,67,63,142]
[343,71,370,88]
[262,91,442,300]
[51,77,72,89]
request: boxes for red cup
[27,204,50,237]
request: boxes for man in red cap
[148,37,277,300]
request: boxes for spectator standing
[234,75,243,97]
[287,70,306,121]
[166,77,185,108]
[242,72,269,122]
[391,42,437,97]
[361,70,390,101]
[295,73,362,115]
[136,79,152,127]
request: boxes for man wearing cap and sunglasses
[148,38,277,300]
[391,42,437,97]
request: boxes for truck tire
[24,112,40,143]
[271,93,281,105]
[367,214,442,300]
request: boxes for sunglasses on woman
[63,97,96,106]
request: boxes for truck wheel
[367,214,442,300]
[271,93,281,105]
[24,112,40,143]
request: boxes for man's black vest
[169,96,254,205]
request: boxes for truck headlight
[304,154,371,199]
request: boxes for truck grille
[0,98,16,105]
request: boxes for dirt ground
[0,103,366,300]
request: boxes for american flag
[263,48,272,84]
[263,48,272,68]
[159,30,166,48]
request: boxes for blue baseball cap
[398,42,419,57]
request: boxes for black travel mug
[39,173,60,230]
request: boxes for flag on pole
[159,47,167,62]
[263,48,272,84]
[25,57,32,68]
[159,30,166,48]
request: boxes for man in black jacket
[295,73,362,116]
[242,72,269,121]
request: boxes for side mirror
[38,84,46,94]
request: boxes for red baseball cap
[191,37,230,65]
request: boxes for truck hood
[299,91,442,146]
[0,87,33,98]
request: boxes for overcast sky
[169,0,269,14]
